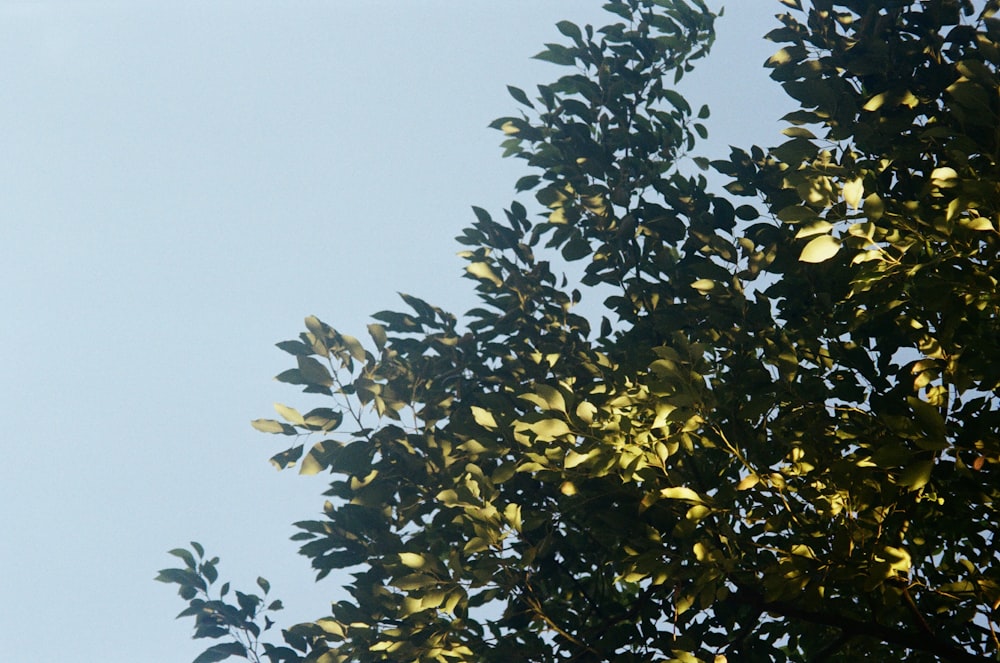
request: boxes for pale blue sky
[0,2,791,661]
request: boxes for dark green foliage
[162,1,1000,661]
[156,543,286,662]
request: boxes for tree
[158,0,1000,660]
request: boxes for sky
[0,2,793,661]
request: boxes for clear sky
[0,2,793,661]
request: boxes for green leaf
[155,567,202,588]
[907,396,946,441]
[515,175,541,192]
[269,444,303,470]
[192,643,247,663]
[201,560,218,584]
[798,235,841,263]
[507,85,534,108]
[898,460,935,492]
[213,4,1000,661]
[275,340,311,356]
[296,355,332,387]
[562,236,591,261]
[168,548,197,570]
[274,368,304,385]
[399,293,438,322]
[533,43,577,66]
[555,20,582,43]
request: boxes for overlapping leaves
[163,1,1000,662]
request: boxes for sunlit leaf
[466,261,503,287]
[470,406,499,430]
[274,403,305,426]
[843,177,864,209]
[660,486,704,503]
[798,234,841,263]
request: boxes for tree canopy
[159,1,1000,661]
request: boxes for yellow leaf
[528,418,571,441]
[794,220,833,239]
[564,449,596,469]
[274,403,304,425]
[843,177,864,209]
[767,47,795,66]
[299,448,324,476]
[503,503,522,531]
[882,546,912,573]
[575,401,597,425]
[533,384,567,413]
[690,278,715,294]
[675,593,695,615]
[470,406,498,431]
[686,505,711,522]
[930,166,959,187]
[399,552,426,569]
[799,235,841,263]
[466,262,503,287]
[660,486,703,503]
[863,92,886,111]
[790,544,817,560]
[736,474,760,491]
[251,418,286,434]
[316,618,345,638]
[781,126,816,138]
[960,216,995,231]
[863,192,885,220]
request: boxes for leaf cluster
[162,1,1000,661]
[156,543,294,663]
